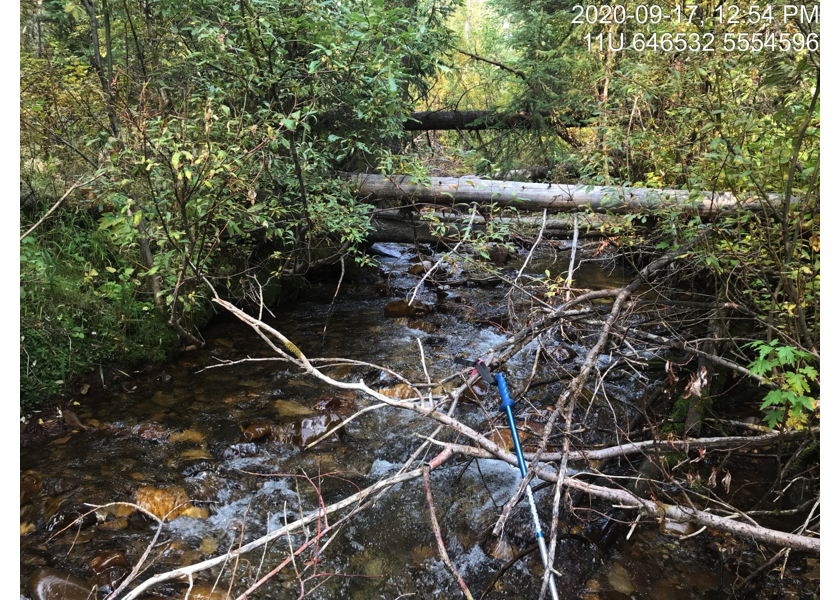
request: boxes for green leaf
[776,345,796,365]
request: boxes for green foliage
[746,340,818,429]
[20,0,458,408]
[20,209,180,408]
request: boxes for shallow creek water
[20,244,814,599]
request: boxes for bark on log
[347,173,792,216]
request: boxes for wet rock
[134,486,209,521]
[221,442,259,459]
[150,390,178,407]
[488,244,512,266]
[89,551,129,595]
[46,506,97,534]
[487,536,514,560]
[99,518,128,531]
[407,319,438,333]
[314,390,356,413]
[186,472,229,506]
[157,370,173,383]
[541,343,578,362]
[272,414,344,448]
[21,522,36,535]
[408,261,433,275]
[487,428,516,451]
[199,536,219,555]
[274,398,316,418]
[28,566,99,600]
[242,422,273,442]
[384,300,432,318]
[169,428,206,444]
[369,243,402,258]
[410,545,436,565]
[378,383,419,400]
[607,563,635,595]
[89,551,130,571]
[136,422,169,440]
[169,449,219,476]
[20,471,42,505]
[183,583,226,600]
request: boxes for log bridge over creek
[346,173,797,244]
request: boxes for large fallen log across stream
[347,173,792,216]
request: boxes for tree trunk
[347,173,791,216]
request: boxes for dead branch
[119,453,456,600]
[422,465,475,600]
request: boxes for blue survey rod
[496,373,559,600]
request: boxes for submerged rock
[407,319,438,333]
[314,391,356,413]
[408,261,433,275]
[89,551,129,595]
[183,583,227,600]
[169,428,206,444]
[134,486,209,521]
[540,343,578,362]
[136,422,169,440]
[46,506,97,534]
[28,566,99,600]
[242,422,273,442]
[20,471,42,505]
[272,414,344,448]
[378,383,419,400]
[150,390,178,407]
[220,442,259,459]
[274,398,315,418]
[384,300,432,318]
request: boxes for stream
[20,243,817,599]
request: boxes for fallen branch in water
[119,450,456,600]
[424,440,820,553]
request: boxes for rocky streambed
[20,243,819,599]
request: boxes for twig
[564,213,579,302]
[408,207,478,306]
[513,208,547,289]
[120,453,456,600]
[20,173,104,241]
[422,465,474,600]
[321,256,345,347]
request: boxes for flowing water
[20,244,817,599]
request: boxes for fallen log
[347,173,792,216]
[404,109,586,131]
